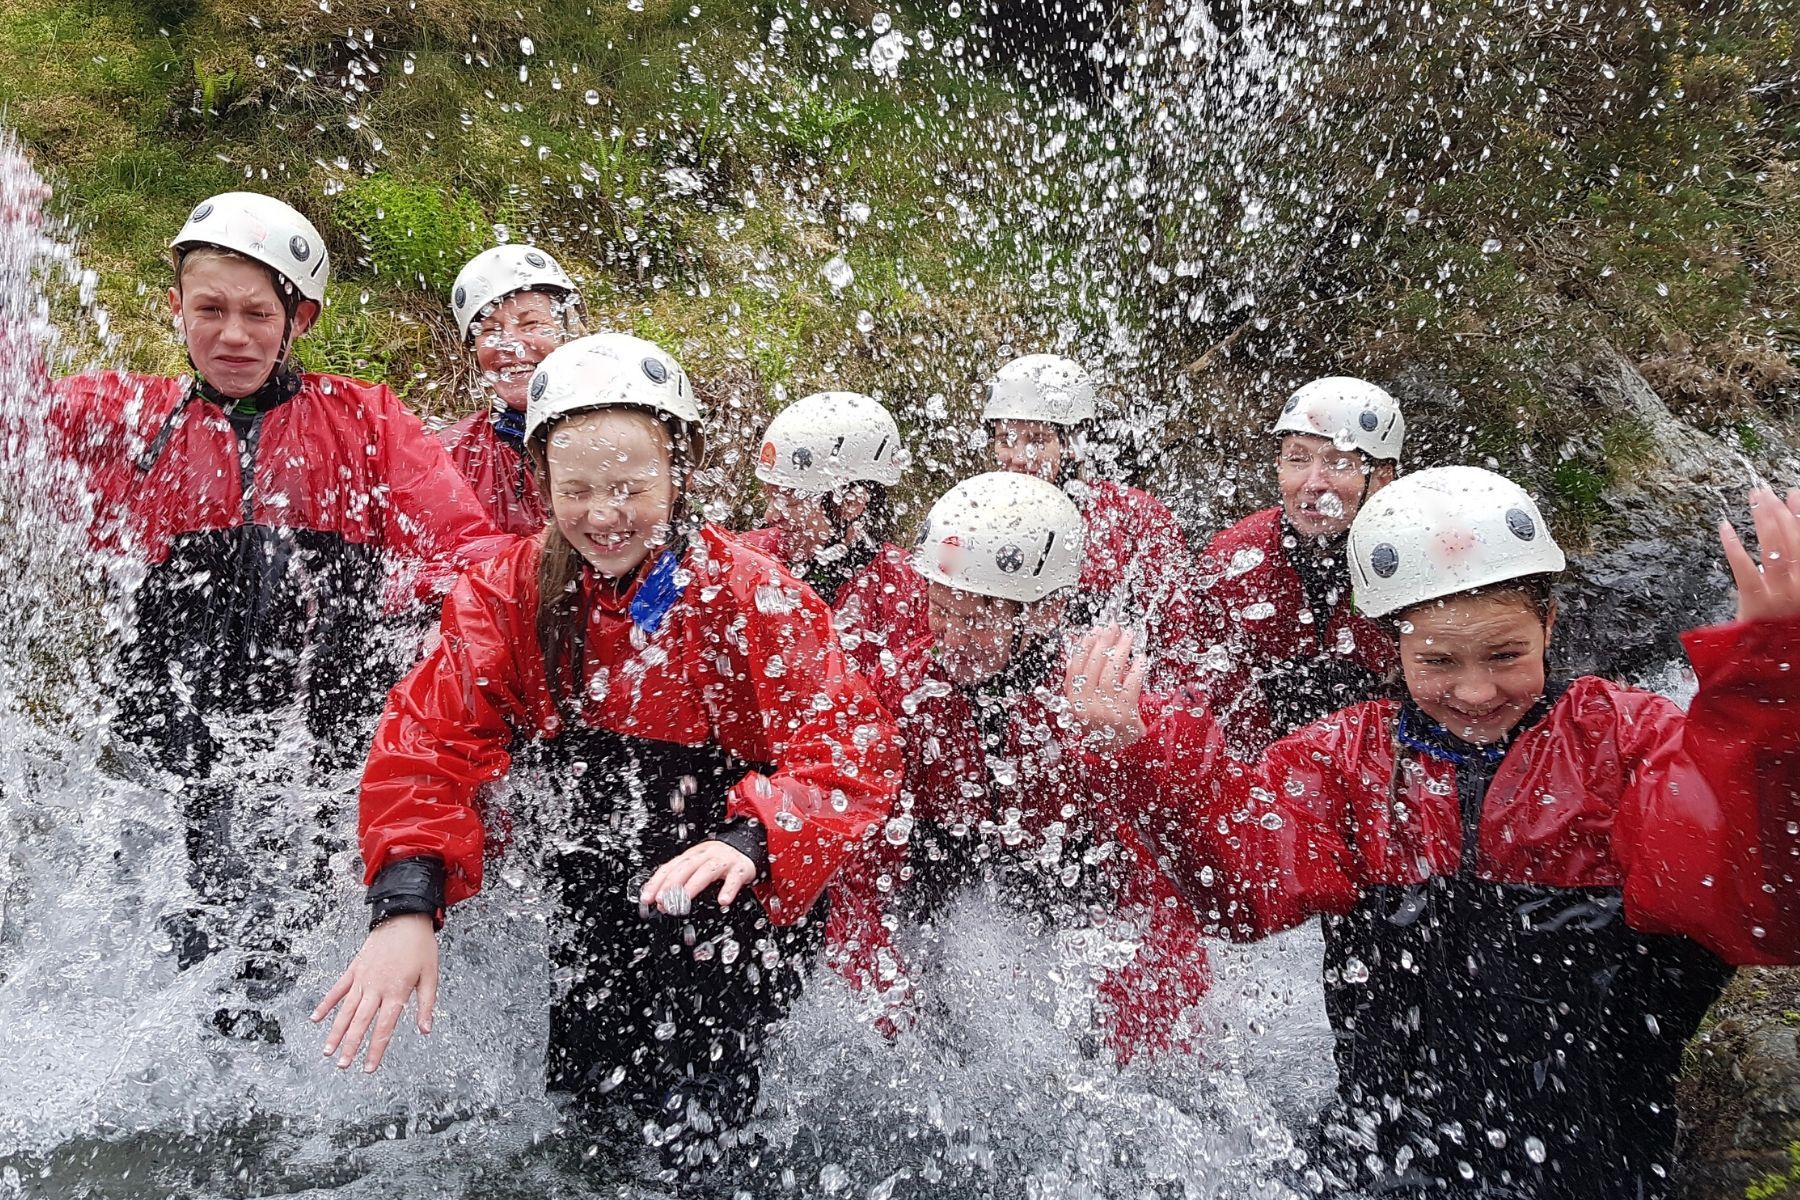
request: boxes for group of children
[40,189,1800,1198]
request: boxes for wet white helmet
[1349,466,1565,618]
[912,472,1086,604]
[982,354,1098,426]
[451,244,582,340]
[524,332,700,443]
[1272,376,1405,463]
[756,391,905,491]
[170,192,329,306]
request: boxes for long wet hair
[524,404,705,708]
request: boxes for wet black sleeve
[713,818,771,881]
[367,855,447,931]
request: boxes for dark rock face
[1552,350,1796,682]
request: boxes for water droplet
[518,36,535,54]
[870,11,892,33]
[822,256,855,290]
[1524,1136,1546,1164]
[1258,810,1284,830]
[584,89,600,105]
[855,309,875,333]
[1341,956,1370,983]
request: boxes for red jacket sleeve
[363,380,513,605]
[1613,614,1800,964]
[358,549,543,905]
[703,546,902,924]
[1129,695,1370,939]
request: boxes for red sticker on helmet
[759,441,777,468]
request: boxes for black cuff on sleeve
[367,856,447,931]
[714,819,770,881]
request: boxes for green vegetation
[2,0,1041,424]
[1749,1142,1800,1200]
[2,0,1795,504]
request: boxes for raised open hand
[1720,487,1800,624]
[1062,623,1149,749]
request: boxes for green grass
[3,0,1794,502]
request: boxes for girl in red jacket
[1082,466,1800,1200]
[741,390,927,680]
[314,333,900,1175]
[438,244,586,534]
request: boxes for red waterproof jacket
[359,524,902,924]
[736,528,929,682]
[439,408,546,537]
[1162,617,1800,960]
[1194,505,1394,754]
[53,371,509,601]
[49,370,510,770]
[1073,479,1205,691]
[1138,615,1800,1200]
[827,636,1213,1065]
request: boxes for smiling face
[472,290,572,412]
[1277,433,1394,539]
[990,419,1068,482]
[545,408,680,579]
[1398,590,1554,745]
[169,253,307,400]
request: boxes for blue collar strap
[493,406,527,446]
[628,548,685,635]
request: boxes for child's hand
[641,840,757,914]
[311,913,439,1073]
[1721,487,1800,624]
[1063,624,1149,748]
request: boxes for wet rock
[1677,968,1800,1199]
[1551,349,1799,681]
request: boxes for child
[828,471,1212,1063]
[315,333,900,1175]
[440,244,586,534]
[1082,466,1800,1199]
[982,353,1202,689]
[741,390,926,679]
[49,192,507,1016]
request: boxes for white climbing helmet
[170,192,330,306]
[912,472,1086,604]
[451,244,582,341]
[524,332,700,443]
[1272,376,1405,463]
[1348,465,1565,619]
[982,353,1098,426]
[756,391,905,491]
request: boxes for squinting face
[991,419,1067,481]
[169,256,293,400]
[761,485,836,564]
[1277,433,1383,539]
[1398,592,1552,746]
[546,409,679,579]
[473,290,571,412]
[925,580,1026,687]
